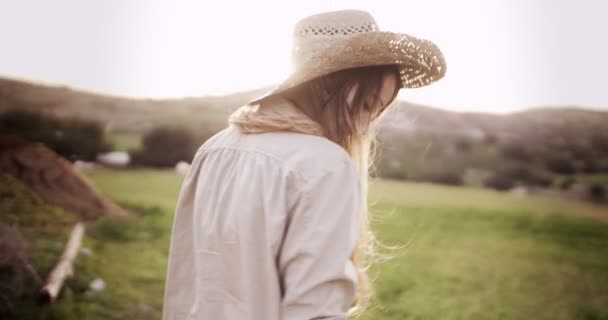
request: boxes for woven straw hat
[248,9,447,105]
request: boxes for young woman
[163,9,446,320]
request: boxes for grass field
[7,169,608,319]
[364,180,608,319]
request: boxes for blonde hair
[229,65,399,316]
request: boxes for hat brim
[248,31,446,105]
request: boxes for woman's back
[163,121,362,319]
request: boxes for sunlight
[0,0,606,112]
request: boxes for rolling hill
[1,76,606,140]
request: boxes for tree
[130,126,198,167]
[0,109,110,161]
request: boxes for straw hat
[249,9,447,105]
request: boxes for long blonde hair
[229,65,399,316]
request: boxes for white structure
[96,151,130,167]
[175,161,191,176]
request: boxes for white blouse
[162,121,363,319]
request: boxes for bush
[130,126,199,167]
[454,138,473,152]
[588,184,606,203]
[418,170,464,186]
[0,224,40,317]
[581,157,599,173]
[483,173,516,191]
[559,177,576,190]
[499,141,532,162]
[375,163,406,180]
[542,153,577,174]
[0,109,110,161]
[500,165,553,187]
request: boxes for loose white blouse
[162,118,363,319]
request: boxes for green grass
[84,169,184,209]
[107,132,141,152]
[38,169,185,320]
[362,180,608,319]
[574,173,608,185]
[0,174,77,319]
[1,170,183,320]
[554,173,608,188]
[0,174,77,274]
[4,170,608,319]
[46,203,171,320]
[369,179,608,223]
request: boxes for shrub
[419,170,464,186]
[500,165,553,187]
[374,162,407,180]
[499,141,531,162]
[454,138,473,152]
[588,184,606,203]
[542,153,577,174]
[130,126,199,167]
[559,177,576,190]
[0,109,110,161]
[0,224,40,317]
[483,173,516,191]
[580,158,598,173]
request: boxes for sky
[0,0,607,113]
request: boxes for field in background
[363,180,608,319]
[18,169,604,320]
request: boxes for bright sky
[1,0,607,113]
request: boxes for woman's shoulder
[198,126,355,179]
[248,129,357,181]
[257,129,349,159]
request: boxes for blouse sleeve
[278,160,363,320]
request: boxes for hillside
[1,76,607,193]
[0,77,268,133]
[2,76,606,139]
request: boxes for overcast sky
[1,0,607,113]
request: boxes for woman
[163,9,446,320]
